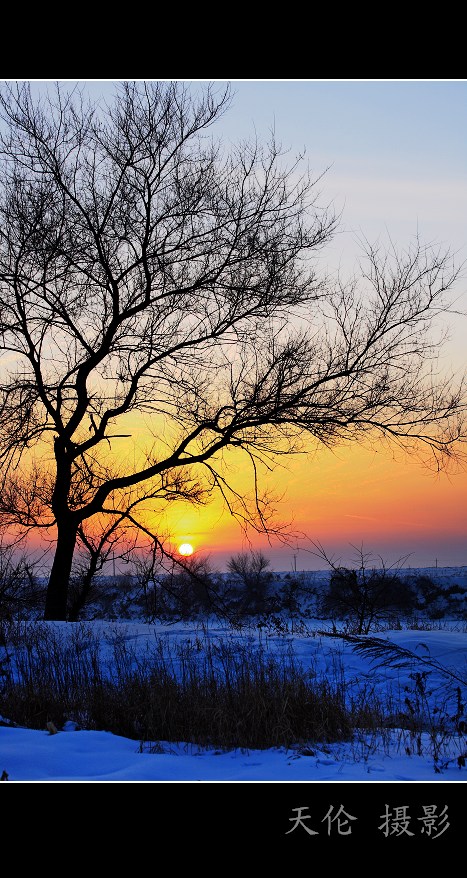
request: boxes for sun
[178,543,194,556]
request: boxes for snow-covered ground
[1,723,465,782]
[1,618,466,782]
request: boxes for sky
[14,80,467,570]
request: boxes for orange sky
[25,431,466,572]
[158,440,467,571]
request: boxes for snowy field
[1,615,466,783]
[1,722,465,782]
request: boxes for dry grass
[1,621,465,768]
[0,621,364,749]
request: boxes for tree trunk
[44,521,78,620]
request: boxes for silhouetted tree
[167,554,220,618]
[316,544,417,633]
[0,81,464,619]
[0,541,44,619]
[227,550,273,613]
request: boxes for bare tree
[313,543,416,634]
[67,515,138,621]
[0,540,44,620]
[227,550,273,614]
[0,81,464,620]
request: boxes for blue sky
[33,79,466,283]
[217,81,467,268]
[31,79,467,243]
[48,79,465,357]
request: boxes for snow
[1,724,465,782]
[1,616,466,783]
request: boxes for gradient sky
[23,80,467,569]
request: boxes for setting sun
[178,543,194,556]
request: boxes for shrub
[0,543,44,620]
[227,551,274,615]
